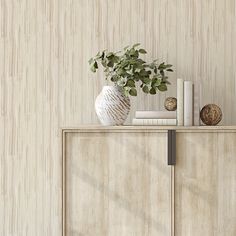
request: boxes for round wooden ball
[164,97,177,111]
[200,104,222,125]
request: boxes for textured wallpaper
[0,0,236,235]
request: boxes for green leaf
[124,89,130,97]
[167,68,173,72]
[117,77,127,86]
[130,50,139,58]
[158,63,173,70]
[142,85,149,93]
[135,68,141,73]
[139,49,147,54]
[166,64,173,68]
[129,48,136,55]
[133,74,140,81]
[148,63,155,69]
[88,44,173,96]
[133,43,141,48]
[120,60,129,68]
[101,59,107,67]
[165,80,171,85]
[106,52,113,58]
[111,75,119,82]
[153,79,161,87]
[101,51,105,59]
[140,70,149,76]
[126,79,135,87]
[137,59,146,64]
[158,84,167,91]
[88,58,94,64]
[129,87,137,96]
[142,77,151,84]
[149,87,156,94]
[152,74,159,79]
[90,65,96,73]
[113,56,119,63]
[107,60,114,67]
[117,68,125,75]
[160,70,164,76]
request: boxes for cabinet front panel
[64,131,171,236]
[175,132,236,236]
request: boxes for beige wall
[0,0,235,235]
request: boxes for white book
[177,78,184,126]
[135,111,176,119]
[184,81,193,126]
[193,82,201,126]
[132,119,177,126]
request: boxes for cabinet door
[175,132,236,236]
[64,131,172,236]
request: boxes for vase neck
[102,85,120,91]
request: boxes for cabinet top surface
[62,125,236,133]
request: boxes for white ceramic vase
[95,86,131,126]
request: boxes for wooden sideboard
[62,126,236,236]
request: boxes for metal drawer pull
[168,130,176,165]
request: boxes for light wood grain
[62,125,236,131]
[1,0,236,235]
[64,131,172,236]
[175,132,236,235]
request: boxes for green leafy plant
[89,43,173,96]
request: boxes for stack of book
[132,111,177,125]
[132,78,200,126]
[177,78,201,126]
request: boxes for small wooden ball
[200,104,222,125]
[164,97,177,111]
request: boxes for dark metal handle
[168,130,176,165]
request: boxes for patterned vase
[95,86,131,126]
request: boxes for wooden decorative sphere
[164,97,177,111]
[200,104,222,125]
